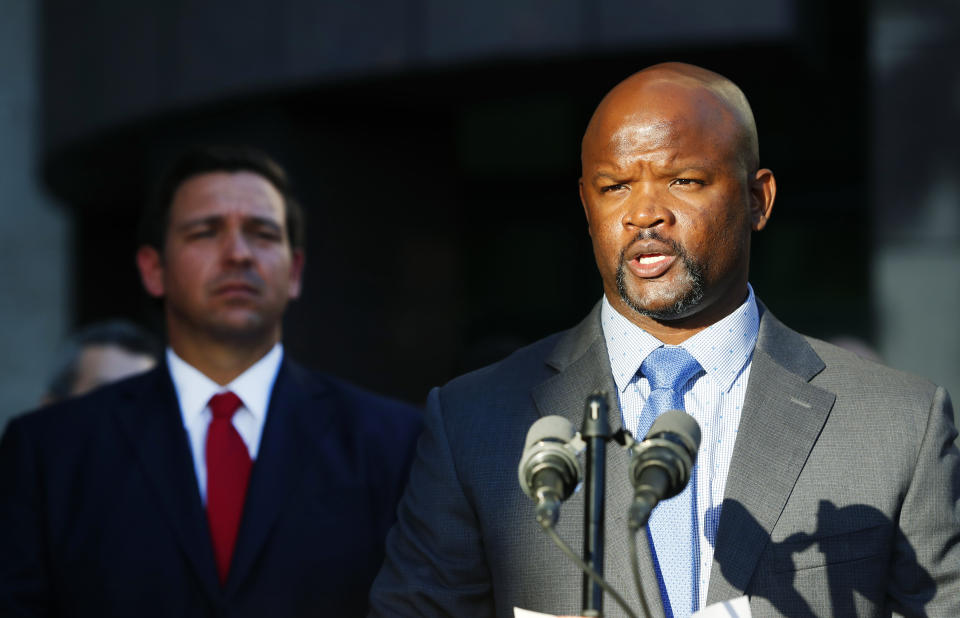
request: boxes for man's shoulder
[433,305,605,414]
[6,367,164,435]
[1,366,168,466]
[760,310,944,436]
[279,358,423,429]
[804,334,940,401]
[436,329,571,408]
[758,303,939,398]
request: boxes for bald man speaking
[369,64,960,617]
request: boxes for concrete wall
[872,1,960,406]
[0,0,69,428]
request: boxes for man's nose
[222,228,254,263]
[621,184,675,229]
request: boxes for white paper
[514,595,750,618]
[693,595,751,617]
[513,608,557,618]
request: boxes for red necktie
[205,391,251,585]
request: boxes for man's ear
[136,246,165,298]
[750,168,776,231]
[287,249,305,300]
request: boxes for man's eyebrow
[650,158,718,175]
[668,164,712,174]
[246,216,283,230]
[174,215,283,230]
[175,215,222,230]
[591,170,626,181]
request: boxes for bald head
[583,62,759,174]
[577,62,776,343]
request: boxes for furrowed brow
[592,170,627,182]
[247,216,283,231]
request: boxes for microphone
[627,409,701,530]
[518,416,584,529]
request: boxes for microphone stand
[581,393,610,617]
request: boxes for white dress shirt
[166,343,284,504]
[601,285,759,608]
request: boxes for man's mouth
[628,252,677,278]
[637,254,668,265]
[213,281,259,296]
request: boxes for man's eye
[188,229,215,239]
[672,178,705,187]
[600,184,627,193]
[254,229,282,241]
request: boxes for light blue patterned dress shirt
[600,285,760,612]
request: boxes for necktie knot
[641,346,702,395]
[209,391,242,421]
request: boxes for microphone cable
[627,527,654,618]
[540,523,639,618]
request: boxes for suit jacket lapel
[225,359,332,595]
[113,365,221,600]
[532,304,666,617]
[706,307,836,605]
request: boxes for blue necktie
[637,347,703,618]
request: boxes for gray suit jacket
[370,303,960,617]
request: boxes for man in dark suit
[368,63,960,616]
[0,145,422,617]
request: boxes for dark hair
[138,145,305,252]
[45,319,161,401]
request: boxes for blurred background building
[2,0,958,428]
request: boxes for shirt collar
[601,285,759,394]
[167,343,284,422]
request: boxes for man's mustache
[208,271,265,291]
[618,230,686,263]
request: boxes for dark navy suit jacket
[0,358,422,617]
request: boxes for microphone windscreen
[647,409,702,452]
[524,415,576,450]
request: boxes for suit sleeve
[0,417,50,617]
[368,387,495,617]
[890,386,960,615]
